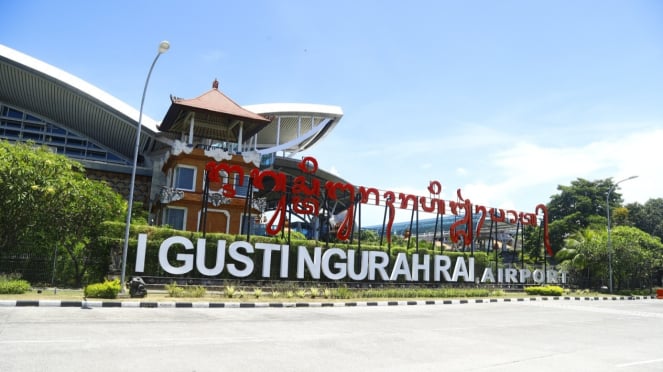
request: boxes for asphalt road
[1,299,662,372]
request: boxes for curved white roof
[0,44,164,161]
[243,103,343,117]
[0,44,160,131]
[243,103,344,155]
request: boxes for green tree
[610,225,663,291]
[522,225,546,261]
[611,207,631,227]
[558,228,603,288]
[627,198,663,242]
[558,225,663,291]
[0,141,124,286]
[546,178,619,253]
[358,229,379,242]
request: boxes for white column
[297,116,302,136]
[188,112,195,145]
[238,122,243,152]
[276,116,281,146]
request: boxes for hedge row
[524,285,564,296]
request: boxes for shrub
[253,288,263,298]
[615,288,653,296]
[165,282,185,297]
[489,289,505,297]
[187,286,207,298]
[225,285,236,298]
[84,279,121,299]
[334,285,352,299]
[165,282,207,298]
[525,285,564,296]
[0,275,31,294]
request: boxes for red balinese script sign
[206,156,553,256]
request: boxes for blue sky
[4,1,663,225]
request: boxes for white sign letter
[280,245,289,278]
[135,233,148,272]
[481,268,495,283]
[227,241,254,278]
[390,253,412,281]
[347,250,368,280]
[368,251,389,281]
[255,243,280,278]
[411,254,430,281]
[532,269,545,284]
[519,269,531,284]
[297,246,321,279]
[433,255,452,282]
[159,236,194,275]
[452,257,472,282]
[196,239,226,276]
[322,248,346,280]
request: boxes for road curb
[0,295,657,308]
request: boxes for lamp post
[120,41,170,294]
[607,175,638,293]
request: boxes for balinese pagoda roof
[158,80,271,142]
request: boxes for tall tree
[558,225,662,290]
[0,141,124,285]
[546,178,619,252]
[609,226,663,291]
[626,198,663,242]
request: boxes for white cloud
[452,126,663,213]
[303,121,661,225]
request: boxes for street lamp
[607,175,638,293]
[120,41,170,294]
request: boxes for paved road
[1,300,662,372]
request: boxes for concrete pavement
[0,297,662,371]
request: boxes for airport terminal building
[0,44,345,236]
[1,44,538,259]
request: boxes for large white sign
[134,234,566,284]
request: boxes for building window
[0,103,132,166]
[2,106,23,119]
[234,174,252,197]
[239,214,252,235]
[164,207,187,230]
[173,166,196,191]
